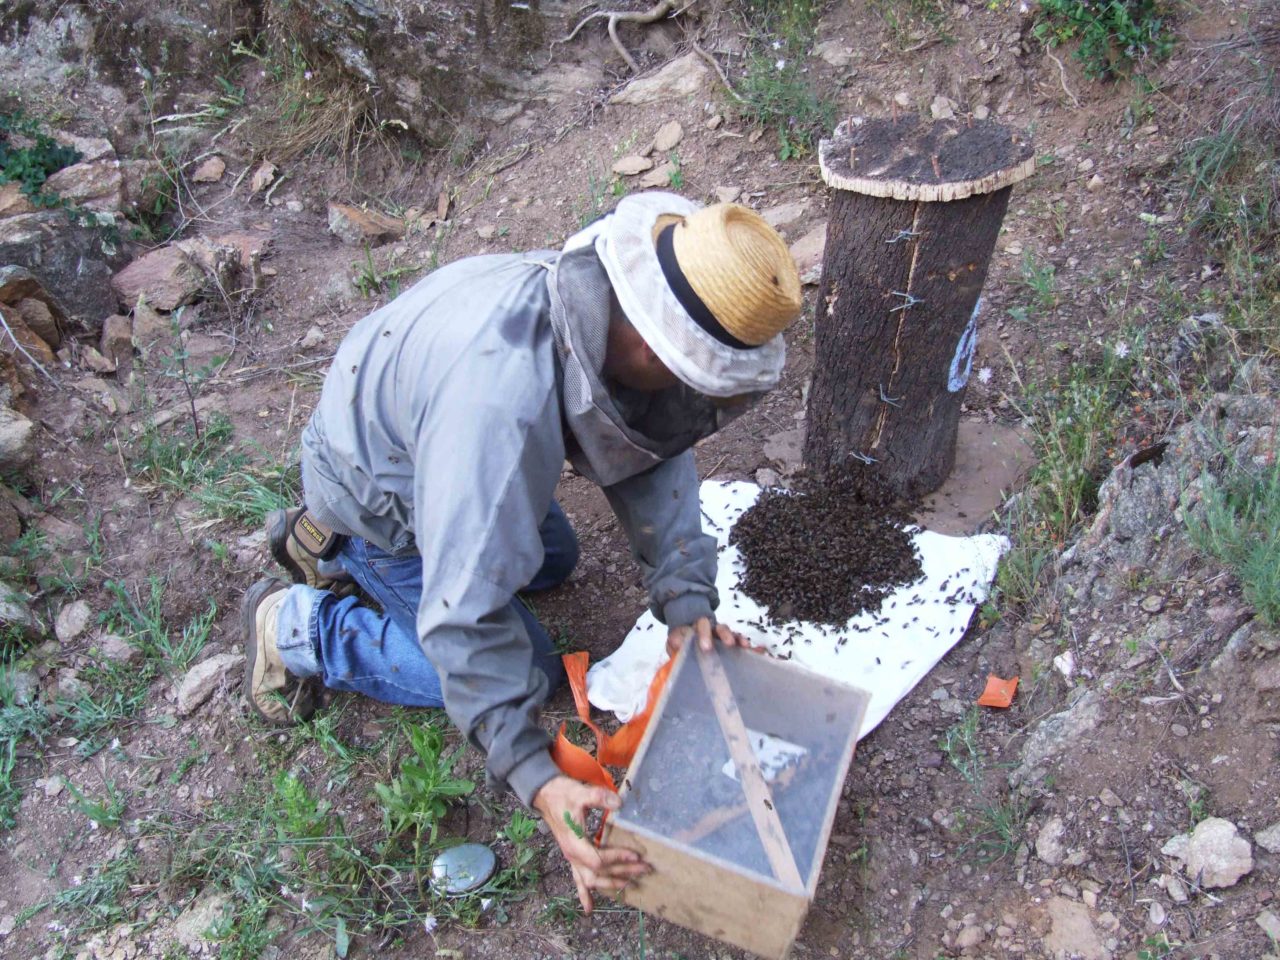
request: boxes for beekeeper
[240,192,803,910]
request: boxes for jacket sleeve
[602,450,719,629]
[410,394,565,807]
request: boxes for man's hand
[532,775,650,913]
[666,616,749,658]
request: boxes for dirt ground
[1,1,1278,959]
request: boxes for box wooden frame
[602,643,870,960]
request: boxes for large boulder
[0,212,127,324]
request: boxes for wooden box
[602,643,870,959]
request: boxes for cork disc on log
[819,116,1035,202]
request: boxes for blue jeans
[276,502,576,707]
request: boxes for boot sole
[241,578,311,725]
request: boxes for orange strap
[549,651,673,791]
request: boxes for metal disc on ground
[431,842,497,894]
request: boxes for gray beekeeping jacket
[300,248,750,806]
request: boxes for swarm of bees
[730,468,923,627]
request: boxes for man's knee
[538,504,579,588]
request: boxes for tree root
[554,0,686,74]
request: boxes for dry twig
[554,0,685,74]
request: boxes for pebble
[1085,174,1104,192]
[974,105,990,120]
[1161,817,1254,888]
[1141,595,1166,614]
[1257,910,1280,941]
[476,225,497,240]
[715,185,742,203]
[1171,723,1189,737]
[652,120,683,153]
[55,601,93,644]
[1099,787,1123,807]
[1149,901,1167,926]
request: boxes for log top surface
[820,116,1035,202]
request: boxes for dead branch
[689,38,742,102]
[554,0,687,74]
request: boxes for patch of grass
[1,666,48,829]
[1014,250,1060,313]
[65,778,126,830]
[375,720,475,867]
[732,0,834,159]
[873,0,952,51]
[1033,0,1175,79]
[1186,452,1280,625]
[939,707,1029,861]
[130,411,236,494]
[193,460,302,528]
[18,848,140,934]
[352,245,420,300]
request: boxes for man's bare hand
[532,775,650,913]
[666,616,749,658]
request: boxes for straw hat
[579,192,803,397]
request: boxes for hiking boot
[241,578,316,725]
[266,508,356,596]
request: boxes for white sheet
[585,480,1007,738]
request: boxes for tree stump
[803,116,1034,498]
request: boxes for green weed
[352,245,419,300]
[1033,0,1175,79]
[19,849,139,933]
[65,778,126,830]
[732,0,834,159]
[375,721,475,861]
[1186,452,1280,625]
[0,109,82,205]
[0,666,48,829]
[1015,250,1059,312]
[939,708,1029,861]
[873,0,952,50]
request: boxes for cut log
[804,116,1034,497]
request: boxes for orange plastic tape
[551,651,674,789]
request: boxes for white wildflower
[480,897,494,911]
[775,59,787,71]
[1113,340,1130,359]
[977,366,993,385]
[771,39,782,50]
[72,875,83,886]
[1019,1,1029,12]
[423,915,438,934]
[304,70,313,81]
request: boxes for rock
[652,120,684,153]
[111,247,205,311]
[612,155,654,176]
[789,224,827,285]
[638,163,678,190]
[191,157,226,183]
[755,467,782,489]
[0,304,56,365]
[814,39,855,68]
[299,325,326,351]
[954,924,985,950]
[974,104,991,120]
[250,161,277,194]
[55,600,93,643]
[327,203,406,245]
[609,53,712,105]
[176,653,245,716]
[0,212,126,323]
[476,225,497,240]
[1158,873,1189,903]
[1036,815,1068,865]
[119,159,165,212]
[1077,158,1095,173]
[1086,174,1104,192]
[894,90,911,107]
[1015,688,1103,781]
[761,199,810,232]
[1141,594,1165,613]
[0,407,35,472]
[0,580,39,641]
[0,912,14,936]
[0,182,36,217]
[1253,659,1280,692]
[100,315,134,371]
[1148,900,1166,926]
[53,133,115,163]
[96,633,140,664]
[930,95,957,120]
[706,114,724,130]
[715,186,742,203]
[1257,911,1280,941]
[1255,820,1280,853]
[42,161,125,212]
[131,301,173,352]
[36,775,65,799]
[171,890,231,949]
[1044,897,1110,960]
[1161,817,1253,889]
[1098,787,1123,807]
[1170,722,1189,737]
[1053,649,1075,678]
[56,668,87,699]
[80,345,115,374]
[15,297,60,349]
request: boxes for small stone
[0,409,35,473]
[191,157,225,183]
[285,200,304,213]
[1161,817,1253,889]
[326,203,405,246]
[715,186,742,203]
[609,53,711,106]
[79,345,115,374]
[1257,911,1280,941]
[1099,787,1123,807]
[55,601,93,644]
[39,776,65,798]
[638,162,678,190]
[761,199,810,231]
[176,653,245,716]
[111,247,205,311]
[1082,889,1097,908]
[954,925,985,950]
[930,95,957,120]
[1076,158,1095,173]
[57,669,87,699]
[652,120,684,153]
[97,633,140,664]
[0,913,14,935]
[789,224,826,286]
[612,155,654,176]
[1141,595,1165,614]
[299,325,325,350]
[706,114,724,130]
[250,161,277,194]
[755,468,782,489]
[100,315,134,371]
[1148,901,1166,926]
[476,225,497,240]
[973,104,990,120]
[16,297,60,349]
[1085,174,1104,192]
[1036,816,1067,866]
[894,90,911,107]
[1255,820,1280,854]
[1170,722,1189,737]
[1160,874,1189,903]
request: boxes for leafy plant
[65,779,126,830]
[0,109,81,205]
[352,246,419,300]
[1033,0,1175,79]
[374,722,474,855]
[1,666,47,829]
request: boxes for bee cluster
[730,469,923,627]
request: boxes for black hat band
[655,223,758,351]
